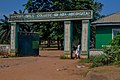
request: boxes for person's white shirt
[75,44,80,56]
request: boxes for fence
[90,49,103,56]
[0,44,10,55]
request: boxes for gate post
[81,20,90,58]
[64,21,73,58]
[10,22,19,56]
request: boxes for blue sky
[0,0,27,19]
[97,0,120,15]
[0,0,120,19]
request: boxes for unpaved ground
[0,51,120,80]
[0,51,83,80]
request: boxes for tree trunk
[60,39,64,50]
[47,38,51,47]
[57,38,60,50]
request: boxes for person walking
[75,43,81,59]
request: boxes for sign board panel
[9,10,93,22]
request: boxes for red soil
[0,51,82,80]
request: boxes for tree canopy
[24,0,103,20]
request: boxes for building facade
[91,12,120,55]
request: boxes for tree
[71,0,103,21]
[71,0,103,48]
[52,0,73,11]
[0,15,11,44]
[52,0,103,48]
[49,21,64,49]
[0,10,41,44]
[23,0,103,49]
[24,0,53,13]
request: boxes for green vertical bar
[87,20,90,58]
[15,23,19,53]
[70,21,73,58]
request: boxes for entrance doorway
[72,21,82,50]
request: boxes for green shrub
[89,54,111,67]
[101,31,120,66]
[79,31,120,67]
[79,54,114,68]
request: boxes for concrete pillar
[81,20,90,58]
[10,22,19,56]
[64,21,73,57]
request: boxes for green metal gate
[17,32,39,56]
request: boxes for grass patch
[60,54,71,59]
[79,58,91,63]
[0,53,17,58]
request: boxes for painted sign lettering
[9,10,93,22]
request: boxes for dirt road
[0,51,83,80]
[1,51,120,80]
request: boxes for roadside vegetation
[79,31,120,68]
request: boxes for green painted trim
[87,20,90,58]
[64,21,67,53]
[80,21,83,55]
[15,23,19,52]
[64,22,65,52]
[70,21,73,55]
